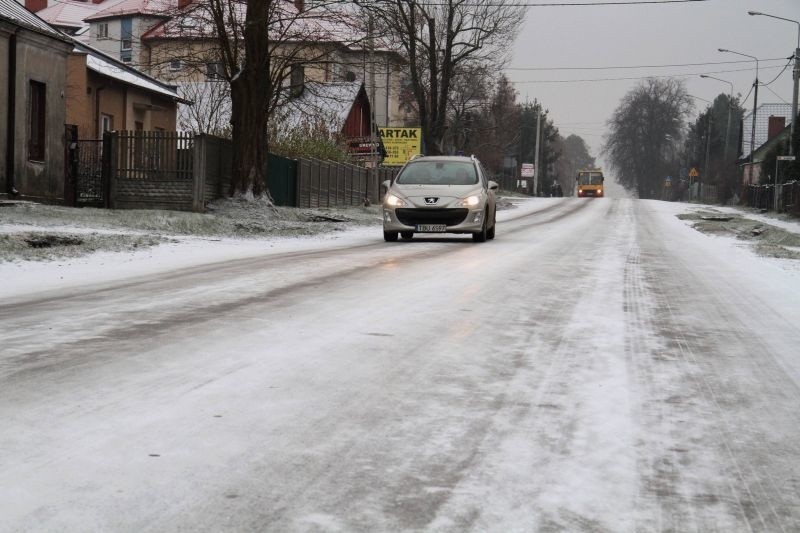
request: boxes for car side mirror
[488,181,499,191]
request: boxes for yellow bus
[576,169,605,198]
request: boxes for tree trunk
[229,75,267,197]
[228,0,271,197]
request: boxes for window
[97,22,108,39]
[206,62,224,80]
[396,161,478,186]
[120,17,132,50]
[101,114,113,134]
[169,59,182,72]
[28,81,46,161]
[290,64,304,96]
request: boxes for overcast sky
[507,0,798,167]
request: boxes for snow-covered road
[2,198,800,531]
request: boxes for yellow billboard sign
[379,127,422,166]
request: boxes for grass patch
[0,232,169,262]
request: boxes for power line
[760,58,794,87]
[761,84,790,105]
[415,0,709,6]
[508,64,787,84]
[506,58,788,71]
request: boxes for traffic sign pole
[775,156,797,211]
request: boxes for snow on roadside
[8,196,796,304]
[645,199,800,274]
[0,196,535,301]
[0,227,379,301]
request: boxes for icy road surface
[2,198,800,532]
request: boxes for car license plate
[416,224,447,233]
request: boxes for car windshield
[396,161,478,185]
[578,172,603,185]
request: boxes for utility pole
[752,77,759,182]
[533,110,541,196]
[703,113,712,202]
[793,46,799,156]
[368,13,378,200]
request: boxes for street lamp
[719,48,759,183]
[699,74,734,164]
[748,11,800,156]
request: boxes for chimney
[24,0,48,13]
[294,0,304,11]
[768,116,786,141]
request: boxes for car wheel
[472,212,488,243]
[384,231,399,242]
[487,211,496,240]
[400,231,414,240]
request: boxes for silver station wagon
[382,155,498,242]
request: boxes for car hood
[392,184,481,196]
[390,184,484,208]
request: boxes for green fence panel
[268,153,298,206]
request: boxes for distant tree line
[443,72,594,195]
[601,77,800,203]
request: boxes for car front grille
[395,208,469,226]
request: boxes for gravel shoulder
[677,205,800,261]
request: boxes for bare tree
[469,74,520,173]
[604,78,693,198]
[554,134,595,194]
[177,80,232,137]
[445,63,492,153]
[362,0,525,155]
[147,0,362,196]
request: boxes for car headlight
[384,194,406,207]
[458,195,481,207]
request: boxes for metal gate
[65,125,105,207]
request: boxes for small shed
[280,81,384,163]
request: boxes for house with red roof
[82,0,171,65]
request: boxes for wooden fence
[745,181,800,215]
[296,159,398,208]
[101,130,399,211]
[104,130,201,211]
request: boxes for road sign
[520,163,535,178]
[379,127,421,166]
[777,156,796,161]
[689,167,699,178]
